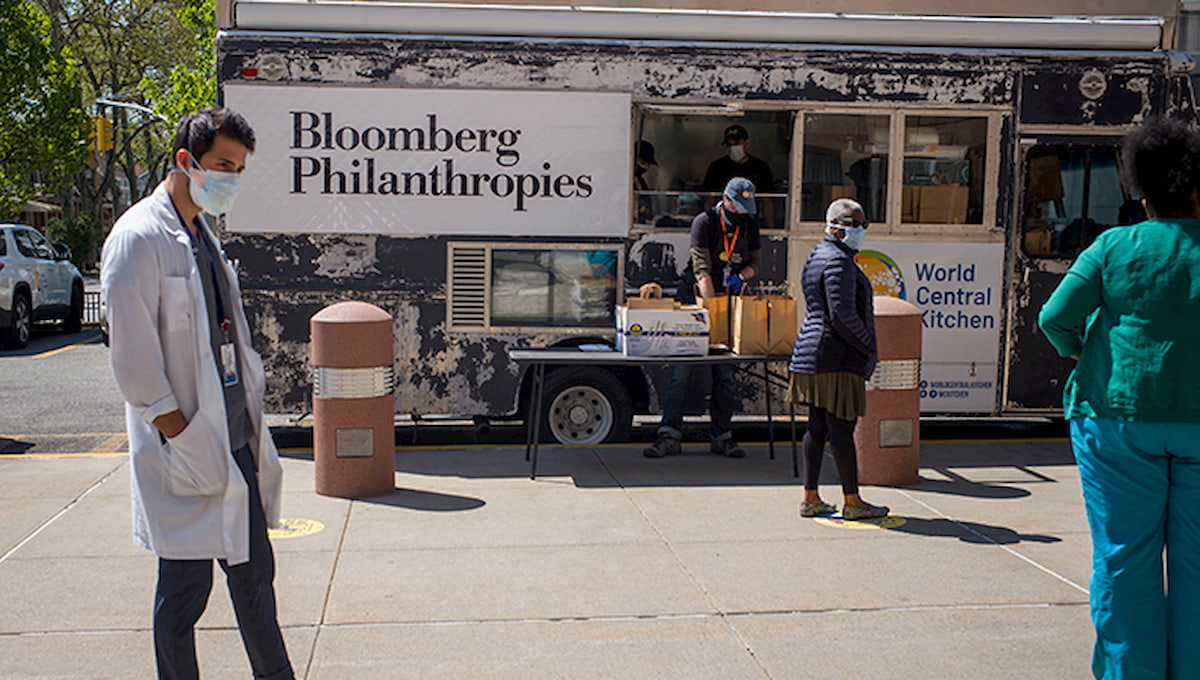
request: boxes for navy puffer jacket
[789,236,877,378]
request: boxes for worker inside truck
[633,109,791,231]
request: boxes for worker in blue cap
[644,177,762,460]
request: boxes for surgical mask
[826,223,867,251]
[727,143,746,163]
[186,155,241,215]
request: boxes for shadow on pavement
[0,437,35,454]
[271,422,1076,492]
[887,516,1061,545]
[358,487,485,512]
[909,473,1032,499]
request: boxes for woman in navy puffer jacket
[788,198,889,520]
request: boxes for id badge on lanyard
[221,338,239,387]
[216,297,237,387]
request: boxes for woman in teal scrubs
[1039,117,1200,680]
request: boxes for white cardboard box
[616,305,710,356]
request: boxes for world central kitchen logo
[854,250,906,299]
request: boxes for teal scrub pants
[1071,417,1200,680]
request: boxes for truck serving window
[802,113,890,223]
[634,108,790,231]
[1021,144,1134,259]
[900,116,987,226]
[797,110,997,232]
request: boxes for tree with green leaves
[36,0,213,223]
[0,0,90,221]
[142,0,217,124]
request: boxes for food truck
[214,0,1195,442]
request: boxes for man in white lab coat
[101,107,292,680]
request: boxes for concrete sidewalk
[0,437,1092,679]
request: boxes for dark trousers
[154,445,293,680]
[659,363,736,441]
[803,406,860,495]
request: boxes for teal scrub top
[1038,218,1200,424]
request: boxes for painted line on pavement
[2,431,125,439]
[896,489,1089,595]
[0,431,129,458]
[1,451,128,459]
[32,337,96,358]
[92,432,128,453]
[0,465,119,565]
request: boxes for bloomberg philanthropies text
[289,111,595,212]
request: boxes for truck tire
[64,284,83,334]
[4,292,31,349]
[541,367,632,445]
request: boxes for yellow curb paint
[2,432,125,439]
[268,518,325,539]
[0,451,129,459]
[33,338,94,358]
[812,515,908,530]
[93,433,128,454]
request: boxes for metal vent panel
[449,245,488,328]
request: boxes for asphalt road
[0,327,125,439]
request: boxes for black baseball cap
[723,124,749,144]
[636,140,657,165]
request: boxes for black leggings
[803,406,860,496]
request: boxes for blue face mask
[826,223,867,251]
[186,154,241,215]
[841,225,867,251]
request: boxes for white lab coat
[101,184,283,565]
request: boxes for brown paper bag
[701,296,730,346]
[766,295,799,355]
[731,295,769,355]
[625,282,676,310]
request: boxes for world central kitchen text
[913,262,996,329]
[288,111,594,211]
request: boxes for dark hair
[1121,117,1200,217]
[172,106,256,160]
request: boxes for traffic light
[88,115,114,151]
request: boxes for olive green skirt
[787,371,867,422]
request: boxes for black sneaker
[710,438,745,458]
[643,435,681,458]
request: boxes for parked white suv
[0,224,84,348]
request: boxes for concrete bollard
[855,296,922,486]
[311,301,395,498]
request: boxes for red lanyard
[719,208,740,263]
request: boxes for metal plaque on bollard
[335,428,375,458]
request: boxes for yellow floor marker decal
[269,518,325,539]
[812,515,907,530]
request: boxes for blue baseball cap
[723,177,757,214]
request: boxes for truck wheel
[4,292,31,349]
[541,368,632,445]
[64,284,83,334]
